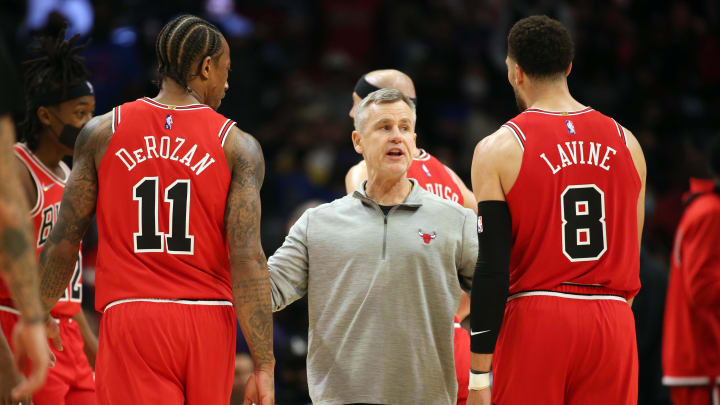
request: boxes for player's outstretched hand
[467,387,492,405]
[242,369,275,405]
[10,318,57,400]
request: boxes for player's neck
[33,134,68,174]
[525,81,585,112]
[154,79,206,107]
[365,173,412,206]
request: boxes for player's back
[95,98,235,312]
[406,150,464,206]
[503,107,641,299]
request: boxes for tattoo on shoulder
[229,128,265,189]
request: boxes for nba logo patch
[565,120,575,135]
[422,163,432,177]
[477,216,483,233]
[165,114,173,130]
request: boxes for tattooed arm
[0,114,52,401]
[38,112,111,311]
[0,115,43,321]
[223,127,274,405]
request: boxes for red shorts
[670,386,719,405]
[453,318,470,405]
[0,306,96,405]
[492,294,638,405]
[96,300,236,405]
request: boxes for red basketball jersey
[95,98,234,311]
[406,149,464,206]
[0,144,82,317]
[503,107,641,299]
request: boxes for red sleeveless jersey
[0,144,82,317]
[503,107,641,299]
[95,98,234,311]
[406,149,464,206]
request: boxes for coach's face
[352,101,416,180]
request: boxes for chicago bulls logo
[418,229,437,244]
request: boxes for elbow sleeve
[470,200,512,354]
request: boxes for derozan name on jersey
[114,135,216,176]
[539,141,616,175]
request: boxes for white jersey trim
[507,291,627,303]
[524,107,594,116]
[505,121,526,141]
[453,322,462,329]
[501,124,525,151]
[662,376,716,386]
[139,97,211,111]
[104,298,233,311]
[0,305,20,316]
[612,119,628,147]
[15,143,68,185]
[13,147,44,217]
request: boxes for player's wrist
[469,369,491,391]
[19,311,49,325]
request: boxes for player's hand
[467,387,492,405]
[10,318,57,400]
[242,369,274,405]
[45,317,62,352]
[0,361,31,405]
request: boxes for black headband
[353,75,417,105]
[32,80,94,107]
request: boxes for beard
[513,87,527,112]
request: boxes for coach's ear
[352,130,363,155]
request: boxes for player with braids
[154,14,223,92]
[0,25,98,405]
[37,14,275,405]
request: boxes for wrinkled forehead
[365,100,414,122]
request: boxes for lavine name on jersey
[114,135,216,176]
[539,141,616,175]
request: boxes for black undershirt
[378,205,396,216]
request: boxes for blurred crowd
[2,0,718,403]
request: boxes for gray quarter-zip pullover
[268,179,478,405]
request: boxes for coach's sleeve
[457,209,479,293]
[268,210,310,312]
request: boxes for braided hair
[155,15,223,90]
[18,26,90,151]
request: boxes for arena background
[2,0,719,404]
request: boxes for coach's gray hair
[354,88,416,132]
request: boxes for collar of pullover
[352,178,423,209]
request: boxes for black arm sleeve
[470,200,511,354]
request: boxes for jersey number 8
[560,184,607,262]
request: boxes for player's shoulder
[473,125,521,162]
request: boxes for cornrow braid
[155,15,223,90]
[18,25,90,151]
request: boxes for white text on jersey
[539,141,616,175]
[114,135,216,176]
